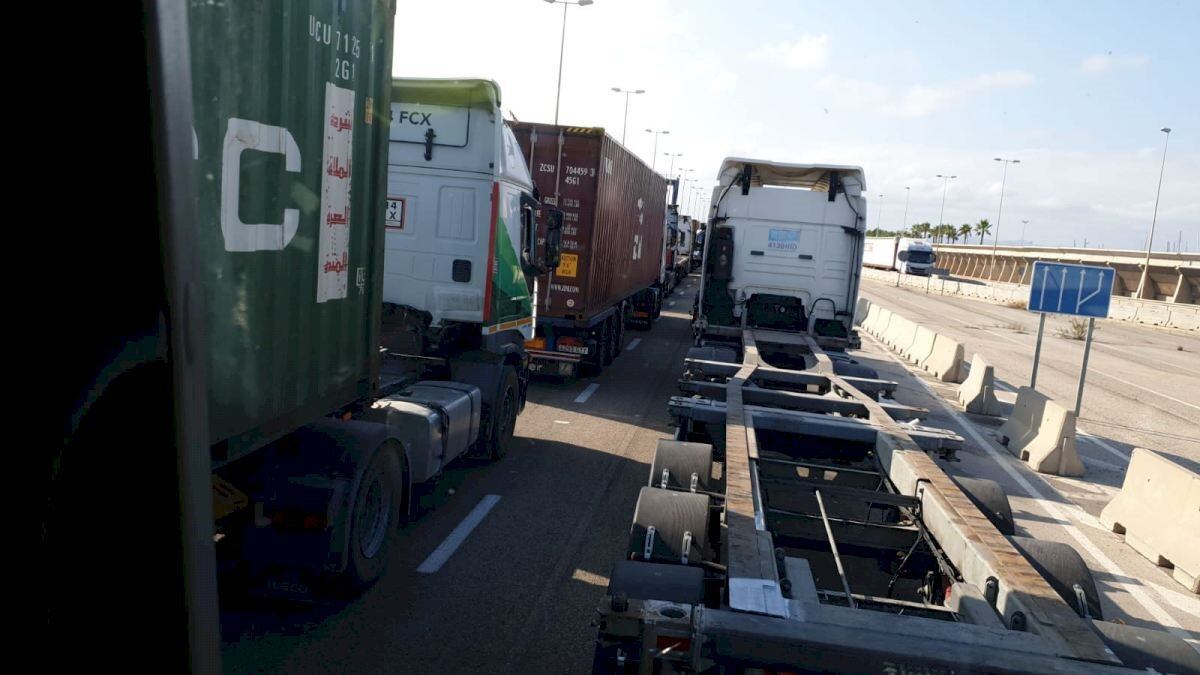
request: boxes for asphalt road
[860,279,1200,478]
[219,276,1198,672]
[220,279,702,674]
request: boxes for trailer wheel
[1092,620,1200,673]
[1010,536,1103,620]
[600,320,615,367]
[649,440,714,493]
[347,446,404,589]
[483,366,519,461]
[627,487,711,565]
[612,308,625,359]
[951,476,1015,535]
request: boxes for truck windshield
[908,249,934,263]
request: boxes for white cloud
[749,34,830,70]
[1080,53,1150,73]
[817,70,1035,118]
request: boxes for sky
[393,0,1199,251]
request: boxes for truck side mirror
[520,192,539,270]
[898,250,909,262]
[544,209,564,271]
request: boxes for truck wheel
[1092,620,1200,674]
[601,320,615,367]
[951,476,1015,535]
[626,487,711,565]
[612,309,625,359]
[347,446,404,589]
[1010,536,1103,620]
[483,366,519,461]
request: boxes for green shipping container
[189,1,396,465]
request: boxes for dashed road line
[417,495,502,574]
[574,383,600,404]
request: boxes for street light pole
[610,86,644,145]
[665,152,682,180]
[546,0,595,125]
[988,157,1020,277]
[901,186,910,233]
[645,128,669,170]
[1021,219,1029,245]
[1137,127,1172,298]
[875,194,884,230]
[935,174,956,238]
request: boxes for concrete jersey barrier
[1100,448,1199,593]
[873,308,894,338]
[923,333,964,383]
[883,314,908,347]
[908,326,938,364]
[854,297,871,326]
[862,304,881,334]
[890,316,919,354]
[957,353,1001,416]
[999,387,1085,477]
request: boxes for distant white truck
[863,236,936,275]
[694,158,867,350]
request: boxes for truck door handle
[797,254,813,260]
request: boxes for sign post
[1026,261,1115,415]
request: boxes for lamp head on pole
[1161,127,1171,134]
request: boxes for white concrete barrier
[893,316,919,354]
[922,334,964,383]
[862,304,881,334]
[1100,449,1199,593]
[907,326,937,364]
[999,387,1085,477]
[883,315,911,348]
[854,298,871,326]
[957,354,1001,416]
[873,308,894,338]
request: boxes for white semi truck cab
[695,158,866,350]
[897,238,936,275]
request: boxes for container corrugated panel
[190,1,396,464]
[509,122,668,322]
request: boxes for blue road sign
[1028,261,1115,318]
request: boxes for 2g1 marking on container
[309,14,361,82]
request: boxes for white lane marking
[574,383,600,404]
[416,494,501,574]
[625,337,642,352]
[1146,580,1200,617]
[668,301,676,307]
[554,420,570,424]
[1077,453,1127,473]
[862,333,1197,648]
[1078,431,1131,464]
[993,380,1017,393]
[655,316,662,322]
[1089,369,1200,412]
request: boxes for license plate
[558,344,588,355]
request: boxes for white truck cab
[897,237,936,275]
[383,78,561,356]
[696,158,866,349]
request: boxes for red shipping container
[509,122,668,323]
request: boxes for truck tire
[482,366,519,461]
[1092,620,1200,674]
[601,319,616,366]
[649,441,714,493]
[1010,536,1103,620]
[347,446,404,589]
[612,307,625,359]
[951,476,1015,535]
[608,559,705,604]
[627,487,710,565]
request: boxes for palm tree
[958,223,972,243]
[975,218,991,245]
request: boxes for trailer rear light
[268,510,328,531]
[632,311,649,318]
[525,337,547,350]
[655,635,691,654]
